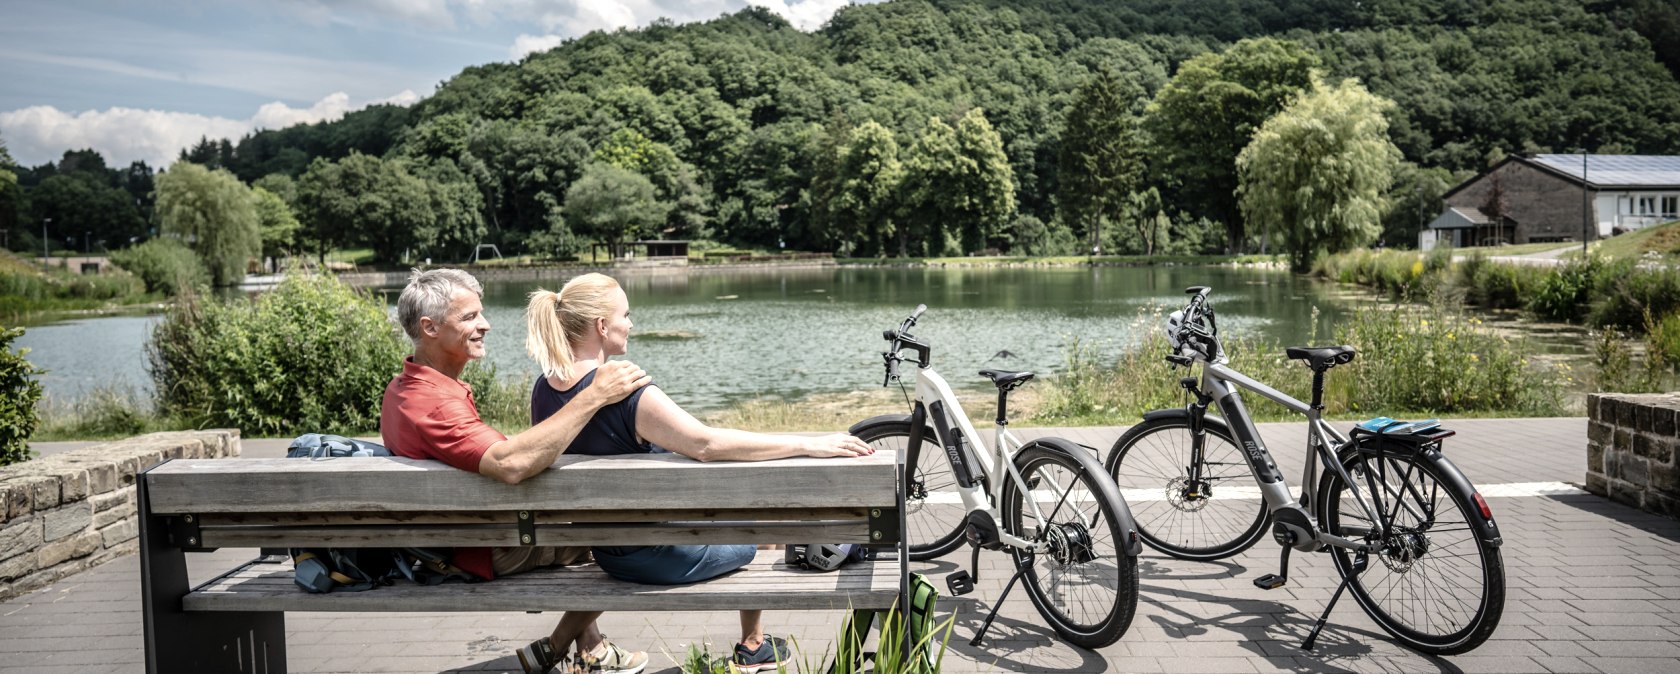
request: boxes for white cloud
[748,1,852,31]
[0,91,419,168]
[502,1,855,60]
[510,33,567,60]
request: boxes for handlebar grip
[910,304,927,322]
[883,329,898,341]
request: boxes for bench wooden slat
[145,453,898,513]
[197,522,877,548]
[183,551,899,613]
[197,507,870,527]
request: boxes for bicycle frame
[1194,361,1385,552]
[906,364,1057,554]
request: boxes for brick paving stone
[6,418,1680,674]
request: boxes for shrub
[1592,326,1666,393]
[0,326,44,465]
[1464,259,1542,310]
[34,385,154,440]
[147,274,407,435]
[1527,255,1604,322]
[1338,303,1564,415]
[1588,262,1680,331]
[110,238,209,296]
[1645,311,1680,372]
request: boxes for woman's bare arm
[634,386,872,462]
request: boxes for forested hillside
[6,0,1677,264]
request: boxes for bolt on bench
[139,452,906,673]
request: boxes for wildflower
[1421,320,1430,329]
[1470,353,1480,362]
[1447,332,1454,340]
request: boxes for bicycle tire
[1315,446,1505,655]
[1003,441,1139,649]
[852,418,968,561]
[1104,413,1270,561]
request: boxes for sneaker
[516,637,563,674]
[578,638,649,674]
[732,634,791,674]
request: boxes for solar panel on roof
[1530,154,1680,187]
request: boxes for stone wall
[0,430,240,602]
[1586,393,1680,517]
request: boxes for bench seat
[187,551,900,613]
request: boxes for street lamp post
[1581,152,1590,257]
[85,231,91,254]
[42,217,50,268]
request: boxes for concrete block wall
[0,430,239,601]
[1587,393,1680,517]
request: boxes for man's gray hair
[397,268,483,341]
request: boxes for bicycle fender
[1022,436,1144,557]
[848,414,912,435]
[1140,408,1192,423]
[1420,449,1504,548]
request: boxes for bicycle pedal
[1253,573,1287,590]
[946,570,975,596]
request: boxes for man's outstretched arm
[477,360,650,484]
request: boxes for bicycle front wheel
[1105,414,1270,560]
[1004,442,1138,649]
[1316,447,1505,655]
[852,419,967,561]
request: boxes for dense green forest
[3,0,1678,268]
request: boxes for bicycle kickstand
[970,567,1026,647]
[1301,551,1368,650]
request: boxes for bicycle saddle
[979,369,1035,391]
[1284,345,1357,371]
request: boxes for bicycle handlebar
[881,305,933,386]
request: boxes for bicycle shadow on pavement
[1135,557,1466,674]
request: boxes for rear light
[1472,492,1493,519]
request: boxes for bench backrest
[141,453,901,550]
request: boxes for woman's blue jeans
[593,544,756,585]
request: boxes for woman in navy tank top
[524,272,873,671]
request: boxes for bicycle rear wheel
[853,419,967,561]
[1105,414,1270,560]
[1004,442,1138,649]
[1316,446,1504,655]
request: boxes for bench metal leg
[140,467,287,673]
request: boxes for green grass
[1589,219,1680,261]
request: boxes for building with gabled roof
[1422,154,1680,250]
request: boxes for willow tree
[154,162,260,286]
[1237,78,1401,272]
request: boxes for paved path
[8,418,1680,673]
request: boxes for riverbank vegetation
[1314,247,1680,392]
[1,326,44,465]
[0,250,153,323]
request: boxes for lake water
[17,265,1372,411]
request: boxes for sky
[0,0,868,169]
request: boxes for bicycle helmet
[1165,310,1187,350]
[785,543,859,572]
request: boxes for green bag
[831,573,942,674]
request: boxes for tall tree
[1237,78,1401,271]
[1144,37,1319,252]
[901,109,1017,255]
[0,134,20,243]
[563,163,669,258]
[1059,68,1144,255]
[295,153,439,265]
[154,162,260,285]
[1382,162,1455,248]
[830,121,905,257]
[252,186,300,272]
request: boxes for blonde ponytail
[525,289,575,379]
[524,273,624,380]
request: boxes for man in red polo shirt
[381,268,651,674]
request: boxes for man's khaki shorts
[491,546,592,576]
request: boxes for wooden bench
[138,452,905,673]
